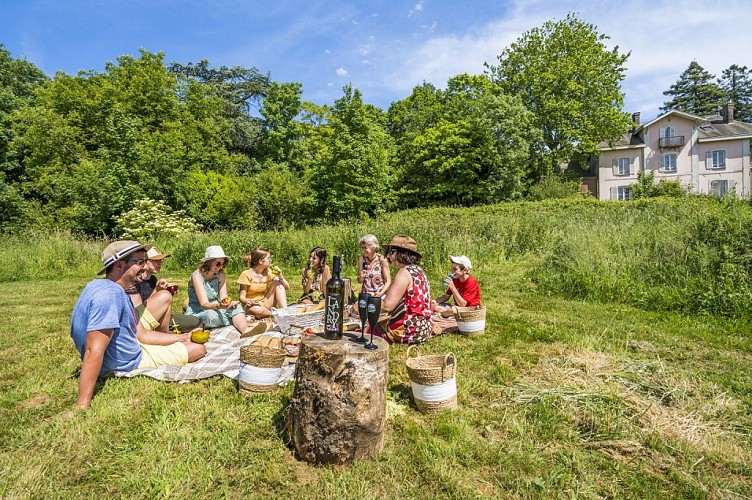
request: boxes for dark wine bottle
[324,255,345,339]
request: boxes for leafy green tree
[9,50,247,233]
[168,60,270,158]
[257,82,304,167]
[486,13,632,176]
[718,64,752,123]
[0,44,48,186]
[389,74,539,207]
[308,85,394,221]
[660,61,725,116]
[251,163,312,229]
[527,174,585,201]
[181,170,259,230]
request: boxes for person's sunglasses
[214,260,226,268]
[125,258,147,266]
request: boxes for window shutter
[710,180,719,196]
[629,159,636,175]
[658,155,664,172]
[729,180,737,194]
[610,186,617,200]
[612,158,618,176]
[705,151,712,170]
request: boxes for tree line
[1,14,750,236]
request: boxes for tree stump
[286,333,389,465]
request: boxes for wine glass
[365,295,381,350]
[354,292,371,343]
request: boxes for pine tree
[718,64,752,123]
[661,61,725,116]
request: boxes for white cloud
[336,67,349,77]
[408,2,423,17]
[376,0,752,118]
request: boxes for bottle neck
[332,255,341,276]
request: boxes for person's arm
[218,272,239,308]
[446,280,468,307]
[381,267,411,313]
[75,329,113,409]
[302,268,312,293]
[322,265,331,285]
[239,284,250,305]
[379,257,392,295]
[275,270,290,291]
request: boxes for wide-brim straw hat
[384,234,421,258]
[97,240,152,275]
[201,245,230,263]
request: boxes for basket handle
[406,345,420,359]
[444,352,455,368]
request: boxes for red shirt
[444,275,481,307]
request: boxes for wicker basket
[454,306,486,336]
[239,337,286,394]
[273,305,325,335]
[405,345,457,413]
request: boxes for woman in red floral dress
[372,235,433,345]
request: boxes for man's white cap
[449,255,472,270]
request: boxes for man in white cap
[70,240,206,410]
[432,255,482,318]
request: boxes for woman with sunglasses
[237,247,289,319]
[186,245,249,334]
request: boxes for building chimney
[722,101,735,123]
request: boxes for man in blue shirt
[71,240,206,410]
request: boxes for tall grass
[4,197,752,318]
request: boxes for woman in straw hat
[186,245,249,334]
[371,235,433,345]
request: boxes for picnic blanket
[432,314,458,335]
[111,326,296,385]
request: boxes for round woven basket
[454,306,486,336]
[239,338,286,394]
[405,345,457,412]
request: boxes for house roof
[598,109,752,150]
[697,119,752,142]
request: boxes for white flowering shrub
[114,198,201,239]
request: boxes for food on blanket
[302,327,314,335]
[297,306,308,313]
[191,330,210,344]
[309,300,325,312]
[221,297,231,306]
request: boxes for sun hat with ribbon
[201,245,230,263]
[146,247,171,260]
[97,240,152,276]
[384,234,421,258]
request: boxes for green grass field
[1,199,751,497]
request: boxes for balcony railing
[658,135,684,148]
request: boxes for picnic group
[70,234,482,410]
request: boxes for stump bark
[287,333,389,465]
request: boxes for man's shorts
[137,341,189,369]
[135,303,160,330]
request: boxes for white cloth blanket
[111,326,296,385]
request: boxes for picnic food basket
[273,304,325,335]
[239,337,286,394]
[405,345,457,413]
[454,306,486,336]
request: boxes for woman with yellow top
[237,248,289,319]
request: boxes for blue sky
[2,0,751,120]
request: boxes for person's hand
[180,331,197,343]
[155,278,169,291]
[228,300,239,309]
